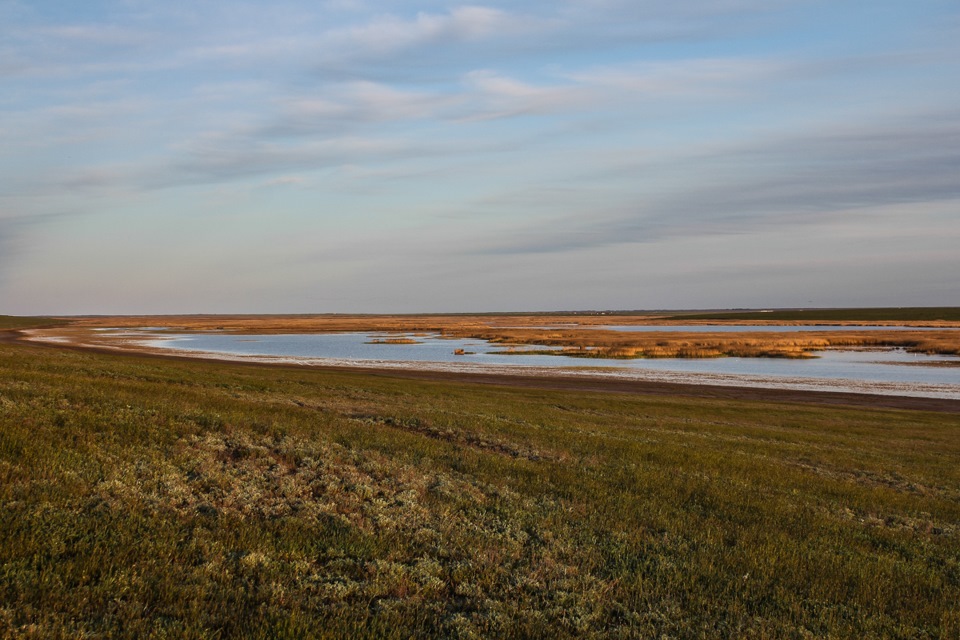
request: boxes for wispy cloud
[263,82,462,136]
[331,6,521,53]
[324,6,545,55]
[2,0,959,312]
[467,109,960,254]
[567,57,786,97]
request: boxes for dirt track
[6,329,960,415]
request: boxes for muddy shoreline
[7,329,960,414]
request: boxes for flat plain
[1,313,959,638]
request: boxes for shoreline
[31,314,960,361]
[9,328,960,414]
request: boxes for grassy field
[1,337,959,638]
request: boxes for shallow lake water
[136,330,960,399]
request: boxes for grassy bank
[1,341,959,638]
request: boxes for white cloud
[325,5,544,57]
[456,70,589,120]
[567,58,786,97]
[261,175,307,187]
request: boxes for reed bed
[477,329,960,359]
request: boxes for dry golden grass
[464,327,960,358]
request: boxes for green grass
[1,341,958,638]
[670,307,960,322]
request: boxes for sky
[1,0,959,314]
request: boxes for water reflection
[138,331,960,399]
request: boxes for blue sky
[2,0,958,314]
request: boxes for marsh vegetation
[365,338,422,345]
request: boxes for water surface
[138,331,960,399]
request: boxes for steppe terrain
[2,312,959,637]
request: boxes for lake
[135,330,960,400]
